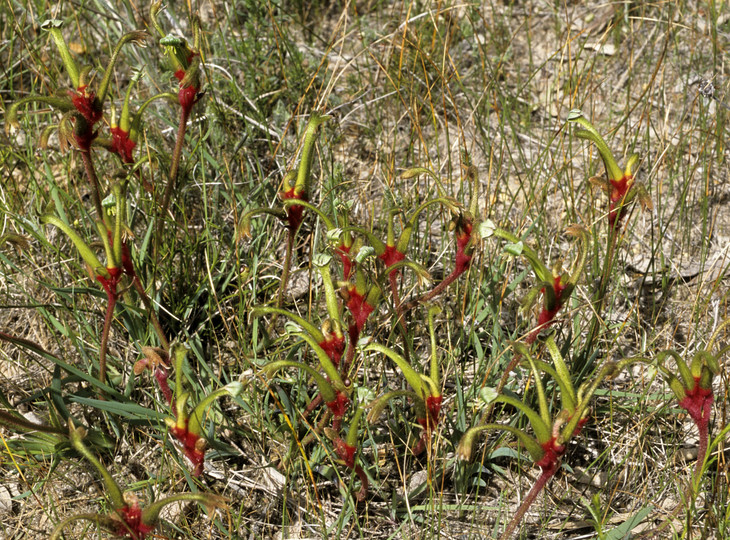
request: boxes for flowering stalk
[568,110,652,374]
[567,110,652,232]
[6,20,146,217]
[482,224,590,405]
[236,113,329,315]
[262,327,351,432]
[43,182,168,383]
[42,212,120,385]
[458,338,626,538]
[490,224,590,345]
[102,70,177,165]
[346,195,457,313]
[161,343,243,476]
[325,406,368,501]
[339,247,389,375]
[151,3,205,253]
[50,420,226,539]
[624,319,729,491]
[400,166,480,310]
[365,307,443,455]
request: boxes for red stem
[388,270,412,365]
[353,464,369,502]
[99,293,118,386]
[155,105,191,253]
[276,228,296,311]
[80,149,104,219]
[131,276,169,351]
[405,267,463,311]
[342,323,360,376]
[389,271,401,312]
[694,420,709,487]
[499,468,556,540]
[304,394,323,415]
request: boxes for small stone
[158,499,186,523]
[574,468,608,487]
[408,470,429,494]
[0,485,13,516]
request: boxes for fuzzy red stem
[156,105,191,252]
[80,149,104,219]
[98,292,117,386]
[499,468,556,540]
[695,420,709,485]
[131,276,169,350]
[354,464,369,502]
[405,266,464,311]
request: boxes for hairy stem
[342,323,360,376]
[132,276,170,350]
[276,228,296,311]
[80,149,104,219]
[388,271,412,365]
[694,420,709,488]
[354,464,368,502]
[500,468,555,540]
[404,266,463,310]
[99,293,117,386]
[155,105,191,255]
[298,409,332,450]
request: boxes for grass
[1,0,730,538]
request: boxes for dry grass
[1,1,730,538]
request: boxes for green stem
[294,113,329,195]
[252,306,325,343]
[50,513,118,540]
[44,23,80,88]
[41,215,107,276]
[141,492,223,528]
[187,382,242,436]
[96,31,147,104]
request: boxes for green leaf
[603,505,654,540]
[68,397,167,421]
